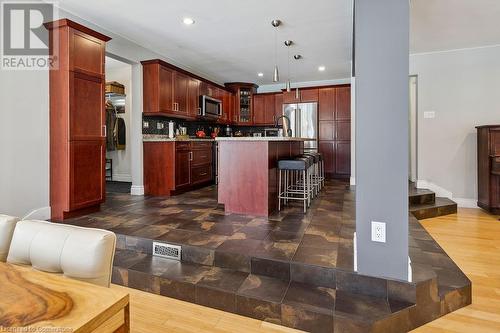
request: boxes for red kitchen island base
[217,138,305,216]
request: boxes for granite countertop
[143,134,215,142]
[215,137,314,141]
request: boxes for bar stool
[302,153,321,197]
[278,157,312,213]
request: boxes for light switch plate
[423,111,435,119]
[371,221,386,243]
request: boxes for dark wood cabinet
[318,85,351,179]
[144,141,214,196]
[158,66,174,113]
[319,88,335,121]
[187,77,200,118]
[283,88,319,104]
[45,19,110,220]
[477,125,500,214]
[252,93,279,125]
[143,59,235,122]
[225,83,258,125]
[253,94,266,124]
[175,146,191,190]
[173,71,189,115]
[274,93,283,120]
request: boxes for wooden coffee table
[0,262,129,332]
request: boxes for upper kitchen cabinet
[253,93,278,125]
[45,19,111,220]
[319,87,335,121]
[172,71,189,115]
[282,88,319,104]
[220,89,234,124]
[45,19,108,77]
[335,86,351,120]
[187,77,200,118]
[225,82,258,125]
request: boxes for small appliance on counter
[264,128,280,137]
[225,125,233,137]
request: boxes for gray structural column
[354,0,409,280]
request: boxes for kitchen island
[216,137,309,216]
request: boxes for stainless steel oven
[199,95,222,119]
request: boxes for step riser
[411,204,457,220]
[409,193,435,205]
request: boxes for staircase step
[111,249,415,333]
[410,197,457,220]
[409,188,435,205]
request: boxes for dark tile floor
[66,179,356,272]
[64,180,471,332]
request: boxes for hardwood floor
[413,208,500,333]
[110,208,499,333]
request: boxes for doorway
[409,75,418,182]
[105,56,133,193]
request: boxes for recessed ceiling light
[318,66,326,72]
[257,72,264,77]
[183,17,195,25]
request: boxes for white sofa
[7,220,116,287]
[0,214,20,262]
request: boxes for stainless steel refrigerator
[283,102,318,151]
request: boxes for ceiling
[57,0,500,85]
[57,0,353,85]
[410,0,500,53]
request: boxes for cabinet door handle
[102,125,107,137]
[200,172,208,176]
[189,152,193,161]
[198,107,202,115]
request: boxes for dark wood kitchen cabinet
[318,85,351,179]
[253,93,278,125]
[476,125,500,214]
[187,77,200,118]
[175,143,192,190]
[143,141,213,196]
[143,59,235,122]
[225,82,258,125]
[283,88,319,104]
[45,19,111,220]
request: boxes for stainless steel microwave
[199,95,222,119]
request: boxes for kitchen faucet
[275,115,292,137]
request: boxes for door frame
[409,75,418,182]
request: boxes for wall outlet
[371,221,386,243]
[143,121,149,129]
[157,122,164,130]
[423,111,435,119]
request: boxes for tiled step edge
[410,197,457,220]
[111,250,418,333]
[409,189,435,205]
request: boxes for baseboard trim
[416,180,453,199]
[22,206,50,221]
[111,173,132,182]
[453,198,479,209]
[130,185,144,196]
[416,180,478,208]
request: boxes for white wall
[0,70,49,218]
[106,63,132,182]
[410,45,500,205]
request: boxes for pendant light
[271,20,281,82]
[293,54,302,99]
[284,40,293,92]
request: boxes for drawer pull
[200,172,208,176]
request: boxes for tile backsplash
[142,115,273,137]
